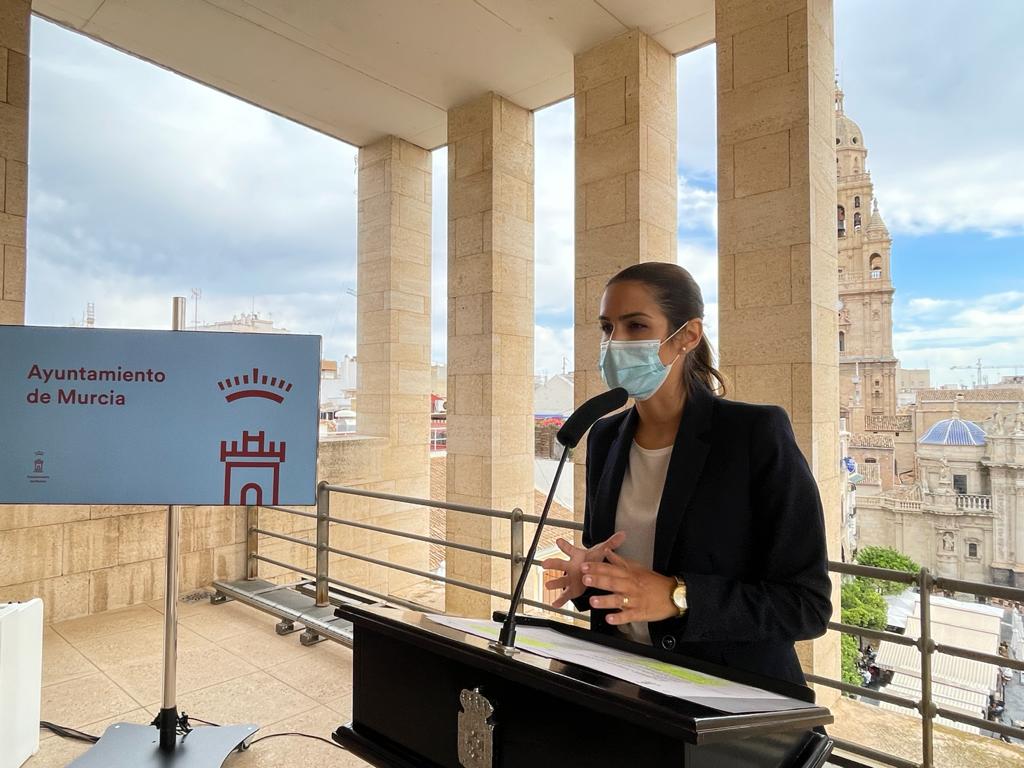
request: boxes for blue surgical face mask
[598,322,689,401]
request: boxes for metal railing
[245,481,586,624]
[237,484,1023,768]
[807,561,1024,768]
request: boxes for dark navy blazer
[572,382,832,688]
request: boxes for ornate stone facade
[856,402,1024,585]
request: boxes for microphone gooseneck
[493,387,629,653]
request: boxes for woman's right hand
[541,531,627,608]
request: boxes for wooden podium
[332,604,833,768]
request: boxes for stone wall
[0,502,246,623]
[1,435,435,622]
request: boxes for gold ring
[621,595,630,608]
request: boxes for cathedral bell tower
[836,87,898,422]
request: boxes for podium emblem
[457,687,494,768]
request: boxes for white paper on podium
[425,615,818,714]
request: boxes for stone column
[573,31,677,512]
[356,136,433,594]
[716,0,841,699]
[0,0,29,325]
[445,93,534,617]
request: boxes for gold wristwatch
[671,576,688,616]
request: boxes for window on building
[854,212,862,228]
[968,542,978,558]
[865,457,877,463]
[839,331,846,353]
[837,205,846,237]
[870,253,882,278]
[854,195,861,208]
[953,474,968,494]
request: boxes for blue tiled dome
[920,417,986,446]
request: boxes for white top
[612,440,673,646]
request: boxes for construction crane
[950,358,1024,387]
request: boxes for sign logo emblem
[217,366,293,505]
[27,450,49,484]
[218,367,291,403]
[457,688,495,768]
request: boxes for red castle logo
[219,430,286,505]
[218,367,292,403]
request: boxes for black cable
[40,721,99,744]
[244,731,347,751]
[184,714,220,727]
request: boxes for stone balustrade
[955,494,993,512]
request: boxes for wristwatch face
[672,583,687,612]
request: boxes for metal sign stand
[69,298,258,767]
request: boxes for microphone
[492,387,628,653]
[555,387,629,448]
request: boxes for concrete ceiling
[32,0,714,149]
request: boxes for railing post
[918,567,935,768]
[315,481,330,607]
[510,507,525,599]
[246,504,259,580]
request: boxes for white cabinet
[0,599,43,768]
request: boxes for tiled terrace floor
[28,592,1024,768]
[29,595,368,767]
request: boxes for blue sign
[0,326,321,505]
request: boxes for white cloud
[894,291,1024,386]
[676,44,717,178]
[28,21,730,381]
[534,99,575,318]
[534,325,574,378]
[28,251,358,359]
[904,297,958,316]
[678,175,717,235]
[836,1,1024,237]
[881,164,1024,237]
[27,18,359,357]
[677,240,718,302]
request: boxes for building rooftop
[850,432,896,449]
[921,416,987,446]
[919,388,1024,402]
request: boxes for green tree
[841,578,887,631]
[855,546,920,596]
[841,634,862,686]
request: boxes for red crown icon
[218,367,292,403]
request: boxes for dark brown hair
[606,262,726,396]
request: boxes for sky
[24,2,1024,389]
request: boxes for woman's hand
[541,531,626,608]
[582,551,678,626]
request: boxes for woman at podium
[542,262,832,688]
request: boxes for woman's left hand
[582,551,679,626]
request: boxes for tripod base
[67,722,259,767]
